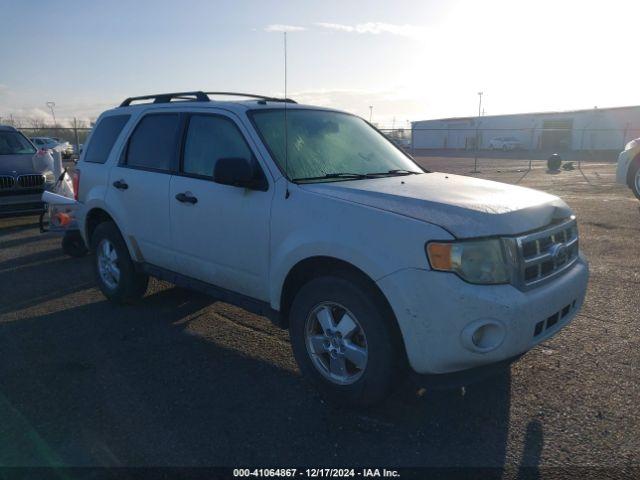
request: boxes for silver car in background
[31,136,74,159]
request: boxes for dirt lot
[0,158,638,471]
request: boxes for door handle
[175,192,198,204]
[112,180,128,190]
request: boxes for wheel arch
[280,257,401,335]
[84,207,142,261]
[278,255,409,368]
[85,207,115,246]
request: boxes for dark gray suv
[0,125,53,216]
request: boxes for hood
[300,172,572,238]
[0,154,42,175]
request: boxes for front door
[169,112,273,300]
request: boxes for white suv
[75,91,589,405]
[616,137,640,199]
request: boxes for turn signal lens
[426,243,452,270]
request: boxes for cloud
[264,24,306,33]
[315,22,424,38]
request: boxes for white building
[412,105,640,152]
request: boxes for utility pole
[46,101,57,128]
[369,105,373,123]
[72,117,81,156]
[472,92,483,173]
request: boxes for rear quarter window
[125,113,180,172]
[84,115,130,164]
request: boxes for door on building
[541,119,573,151]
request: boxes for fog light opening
[472,324,500,349]
[462,320,505,353]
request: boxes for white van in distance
[73,91,589,405]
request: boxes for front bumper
[0,193,45,216]
[377,255,589,374]
[616,148,640,185]
[616,150,631,185]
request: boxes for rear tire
[289,275,403,406]
[62,230,88,257]
[91,221,148,303]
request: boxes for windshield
[250,109,422,182]
[0,131,37,155]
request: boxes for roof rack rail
[120,91,210,107]
[204,92,296,104]
[119,91,296,108]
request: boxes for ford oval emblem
[550,242,569,264]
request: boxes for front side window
[126,114,180,171]
[249,109,422,182]
[183,115,254,177]
[84,115,130,164]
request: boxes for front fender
[268,180,453,310]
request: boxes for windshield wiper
[292,170,423,183]
[364,169,423,177]
[292,172,372,182]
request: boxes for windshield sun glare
[250,109,422,182]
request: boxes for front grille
[0,188,44,197]
[0,201,45,214]
[516,217,579,288]
[17,174,45,188]
[0,175,15,189]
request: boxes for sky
[1,0,639,127]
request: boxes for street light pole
[369,105,373,123]
[472,92,483,173]
[46,101,57,127]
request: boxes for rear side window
[84,115,130,163]
[126,114,180,172]
[183,115,254,177]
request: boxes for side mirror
[213,157,267,190]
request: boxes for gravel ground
[0,159,638,471]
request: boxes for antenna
[284,32,290,198]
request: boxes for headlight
[44,171,55,184]
[625,138,640,151]
[426,239,510,284]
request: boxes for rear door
[105,112,181,270]
[169,111,273,300]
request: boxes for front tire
[629,162,640,200]
[91,221,148,303]
[289,275,403,406]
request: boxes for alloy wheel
[97,239,120,290]
[304,302,368,385]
